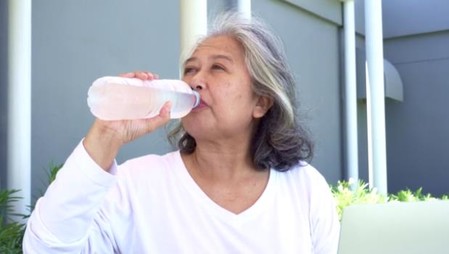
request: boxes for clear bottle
[87,76,200,120]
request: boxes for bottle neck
[192,90,201,108]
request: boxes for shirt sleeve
[307,167,341,254]
[23,139,118,253]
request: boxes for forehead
[189,35,245,60]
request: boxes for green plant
[0,189,26,254]
[391,187,438,202]
[47,163,63,184]
[1,163,63,253]
[332,179,449,220]
[331,178,388,219]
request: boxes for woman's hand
[83,71,172,171]
[107,71,171,143]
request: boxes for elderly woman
[23,12,339,253]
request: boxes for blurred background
[1,0,448,206]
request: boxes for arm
[23,71,171,253]
[23,141,118,253]
[309,170,341,254]
[84,71,171,171]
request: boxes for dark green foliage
[0,189,25,253]
[1,163,63,253]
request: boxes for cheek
[216,89,248,111]
[212,80,256,114]
[225,95,257,121]
[222,81,251,101]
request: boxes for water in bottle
[87,76,200,120]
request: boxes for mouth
[193,99,208,110]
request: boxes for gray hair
[168,11,313,171]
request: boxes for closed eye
[183,66,197,75]
[211,64,226,71]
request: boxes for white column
[179,0,207,65]
[342,0,359,183]
[365,0,387,194]
[7,0,32,216]
[237,0,251,19]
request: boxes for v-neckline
[174,151,276,222]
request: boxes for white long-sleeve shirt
[23,140,340,253]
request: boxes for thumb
[143,101,172,133]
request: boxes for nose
[193,83,204,91]
[190,75,206,91]
[184,68,206,91]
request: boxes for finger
[137,71,159,80]
[133,71,147,80]
[152,73,160,79]
[120,72,136,78]
[150,101,172,126]
[119,71,159,80]
[159,101,172,118]
[141,102,171,133]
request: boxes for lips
[193,99,208,110]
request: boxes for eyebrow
[184,54,234,65]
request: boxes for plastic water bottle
[87,76,200,120]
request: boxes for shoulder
[103,151,184,207]
[120,150,180,170]
[272,162,334,207]
[275,162,330,189]
[283,164,340,253]
[114,151,183,182]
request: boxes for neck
[180,140,270,214]
[193,149,254,179]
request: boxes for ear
[253,96,274,118]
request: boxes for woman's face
[181,35,270,142]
